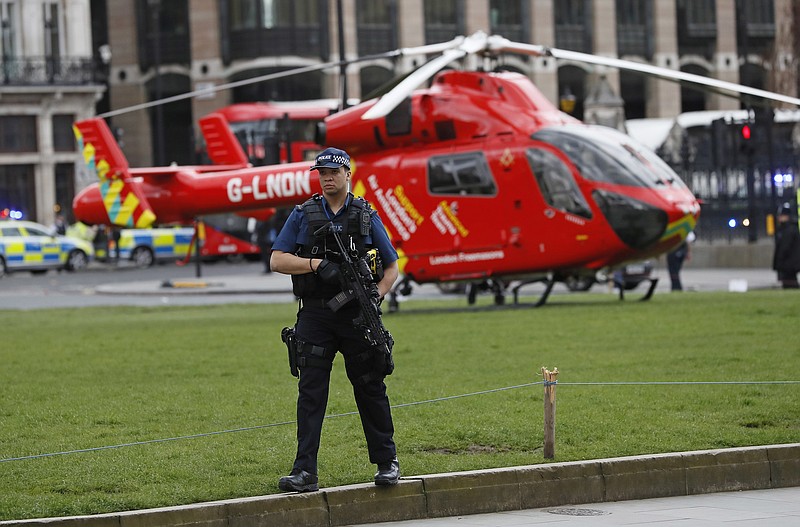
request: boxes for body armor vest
[292,193,373,299]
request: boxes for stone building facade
[0,0,103,225]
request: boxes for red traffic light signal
[741,124,751,140]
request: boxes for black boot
[278,469,319,492]
[374,458,400,486]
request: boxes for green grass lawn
[1,290,799,520]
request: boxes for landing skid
[387,274,658,312]
[511,275,555,307]
[615,277,659,301]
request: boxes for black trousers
[292,303,396,475]
[666,251,686,291]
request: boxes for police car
[0,220,94,278]
[115,227,195,268]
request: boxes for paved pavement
[344,486,800,527]
[94,266,779,299]
[1,264,781,310]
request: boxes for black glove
[316,259,340,284]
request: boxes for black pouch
[281,326,299,378]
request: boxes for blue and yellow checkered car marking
[117,228,195,260]
[0,221,94,272]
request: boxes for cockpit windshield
[532,125,686,189]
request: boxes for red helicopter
[72,32,800,307]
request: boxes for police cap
[310,147,351,171]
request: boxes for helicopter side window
[526,148,592,218]
[427,152,497,196]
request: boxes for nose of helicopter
[592,187,699,255]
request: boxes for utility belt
[300,296,360,312]
[300,297,335,309]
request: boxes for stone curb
[3,444,798,527]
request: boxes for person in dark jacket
[772,202,800,289]
[270,147,400,492]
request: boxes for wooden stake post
[541,367,559,459]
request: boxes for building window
[360,65,394,100]
[136,0,190,71]
[356,0,397,55]
[1,1,19,60]
[427,152,497,196]
[55,163,75,221]
[616,0,652,59]
[554,0,592,53]
[676,0,716,59]
[677,0,715,37]
[222,0,327,62]
[230,66,323,102]
[490,0,528,42]
[738,0,775,38]
[0,164,36,219]
[52,114,76,152]
[0,116,37,152]
[43,1,62,60]
[424,0,464,44]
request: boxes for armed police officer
[270,147,400,492]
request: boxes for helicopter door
[525,148,592,218]
[424,149,502,255]
[524,147,598,266]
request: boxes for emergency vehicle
[112,223,261,268]
[115,226,195,268]
[0,220,94,277]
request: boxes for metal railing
[1,56,98,86]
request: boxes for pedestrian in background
[667,231,695,291]
[51,213,67,235]
[772,202,800,289]
[253,219,275,274]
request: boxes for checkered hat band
[316,154,348,165]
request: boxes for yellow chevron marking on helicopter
[660,214,697,242]
[96,159,110,180]
[74,122,156,229]
[352,179,366,199]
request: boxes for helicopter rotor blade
[549,47,800,108]
[362,31,800,121]
[362,32,491,120]
[489,36,800,108]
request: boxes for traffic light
[738,121,755,156]
[741,123,751,140]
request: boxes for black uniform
[273,193,398,477]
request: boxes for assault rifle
[316,223,394,376]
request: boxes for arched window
[230,67,323,102]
